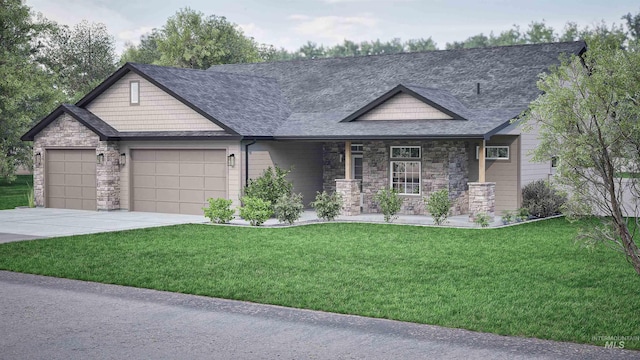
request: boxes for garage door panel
[65,174,82,186]
[156,163,179,175]
[83,199,96,210]
[204,150,225,162]
[180,189,204,202]
[65,198,82,210]
[48,161,65,173]
[133,175,155,188]
[64,151,82,161]
[132,149,227,215]
[205,163,226,176]
[48,197,65,208]
[180,203,205,215]
[156,202,180,214]
[135,162,156,175]
[205,177,225,191]
[180,150,204,162]
[48,174,65,186]
[155,150,180,162]
[47,151,66,161]
[65,186,83,198]
[133,150,156,161]
[82,187,97,199]
[156,176,179,188]
[133,187,156,201]
[180,176,204,190]
[179,163,203,175]
[82,162,96,173]
[205,190,226,199]
[82,174,95,186]
[81,151,96,161]
[64,162,82,173]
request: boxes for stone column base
[468,182,495,221]
[335,179,361,216]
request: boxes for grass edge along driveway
[0,218,638,349]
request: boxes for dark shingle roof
[127,63,291,135]
[209,41,586,138]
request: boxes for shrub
[244,166,293,211]
[203,198,235,224]
[310,191,342,221]
[426,189,452,225]
[474,212,491,228]
[373,188,402,223]
[516,208,530,222]
[238,196,273,226]
[501,210,514,224]
[274,192,304,225]
[26,182,35,208]
[522,180,566,218]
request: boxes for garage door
[46,149,97,210]
[131,149,227,215]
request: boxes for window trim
[130,80,140,105]
[390,160,422,195]
[475,145,509,160]
[351,143,364,154]
[390,146,421,159]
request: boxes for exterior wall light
[35,152,42,166]
[227,153,236,167]
[120,153,126,166]
[97,153,105,165]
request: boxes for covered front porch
[324,140,496,220]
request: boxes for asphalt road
[0,271,636,360]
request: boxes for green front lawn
[0,175,33,210]
[0,218,638,348]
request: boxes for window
[130,81,139,105]
[390,146,421,195]
[476,145,509,160]
[351,143,364,153]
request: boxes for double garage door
[131,149,227,215]
[45,149,227,215]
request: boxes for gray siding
[245,141,323,206]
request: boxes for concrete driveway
[0,208,208,243]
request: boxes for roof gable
[22,104,119,141]
[341,84,466,122]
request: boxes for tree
[524,21,556,43]
[120,29,162,65]
[39,20,117,99]
[154,8,262,68]
[405,37,438,52]
[0,0,64,180]
[523,36,640,275]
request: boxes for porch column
[345,140,352,179]
[335,179,361,216]
[468,182,495,221]
[478,139,486,182]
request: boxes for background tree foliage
[524,33,640,275]
[0,0,64,181]
[121,8,269,69]
[39,20,117,99]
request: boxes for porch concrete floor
[229,210,506,228]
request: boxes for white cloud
[117,26,154,46]
[239,23,267,41]
[288,14,311,21]
[290,14,379,43]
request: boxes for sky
[26,0,639,55]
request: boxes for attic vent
[476,82,480,95]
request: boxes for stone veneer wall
[322,142,345,193]
[33,114,120,210]
[468,182,495,220]
[322,140,469,215]
[335,179,361,216]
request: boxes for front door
[352,154,363,207]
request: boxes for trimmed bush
[274,192,304,225]
[501,210,514,225]
[203,198,235,224]
[522,180,566,218]
[244,166,293,211]
[238,196,273,226]
[374,188,402,223]
[311,191,342,221]
[474,212,491,228]
[426,189,452,225]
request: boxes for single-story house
[22,41,586,218]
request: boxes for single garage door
[46,149,97,210]
[131,149,227,215]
